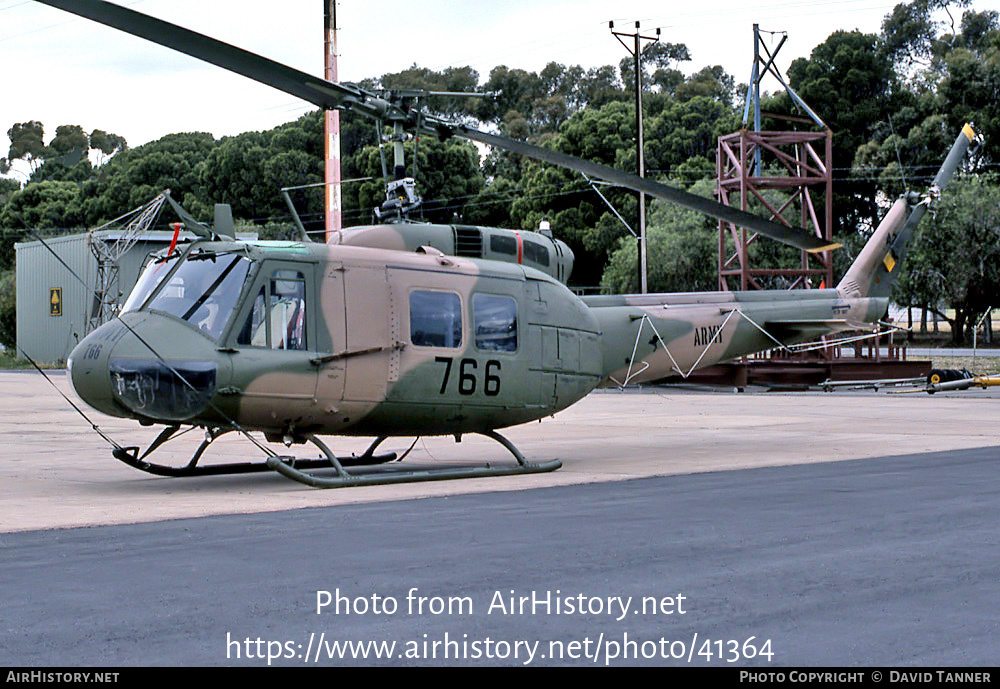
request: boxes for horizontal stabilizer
[764,318,854,341]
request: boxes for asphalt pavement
[2,445,998,667]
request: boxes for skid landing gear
[111,427,397,478]
[267,430,562,488]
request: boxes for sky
[2,0,1000,171]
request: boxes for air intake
[453,226,483,257]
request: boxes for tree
[6,121,48,173]
[47,124,89,165]
[89,129,128,167]
[378,64,481,121]
[477,65,546,128]
[29,158,94,185]
[0,180,85,231]
[507,100,638,285]
[0,179,19,206]
[673,66,737,105]
[647,42,692,96]
[576,65,623,109]
[80,131,216,225]
[893,176,1000,343]
[881,0,973,70]
[540,62,584,106]
[620,41,691,96]
[933,35,1000,159]
[0,268,14,352]
[0,180,87,274]
[644,95,740,176]
[601,180,717,294]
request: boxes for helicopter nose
[69,314,223,423]
[69,321,128,418]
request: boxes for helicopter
[35,0,978,488]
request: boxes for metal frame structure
[708,23,905,381]
[717,24,834,293]
[716,127,834,291]
[86,193,167,333]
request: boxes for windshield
[121,254,182,313]
[144,253,252,340]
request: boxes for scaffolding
[717,127,834,290]
[717,25,834,293]
[704,24,918,385]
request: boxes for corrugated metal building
[14,230,253,363]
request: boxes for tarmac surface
[2,370,1000,666]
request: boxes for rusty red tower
[717,25,834,292]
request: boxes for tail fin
[838,123,978,299]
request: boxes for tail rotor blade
[932,123,979,193]
[889,123,979,259]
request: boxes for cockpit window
[121,254,182,313]
[145,254,251,340]
[236,269,307,350]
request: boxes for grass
[898,311,998,339]
[926,356,1000,377]
[0,350,63,370]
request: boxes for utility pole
[324,1,342,243]
[610,20,659,293]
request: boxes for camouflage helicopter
[38,0,977,488]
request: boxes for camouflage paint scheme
[40,0,973,447]
[338,222,575,284]
[66,144,948,444]
[68,240,603,441]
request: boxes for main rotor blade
[33,0,390,116]
[36,0,839,253]
[451,127,840,253]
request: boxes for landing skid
[110,427,559,487]
[267,430,562,488]
[111,428,397,478]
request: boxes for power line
[0,0,149,42]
